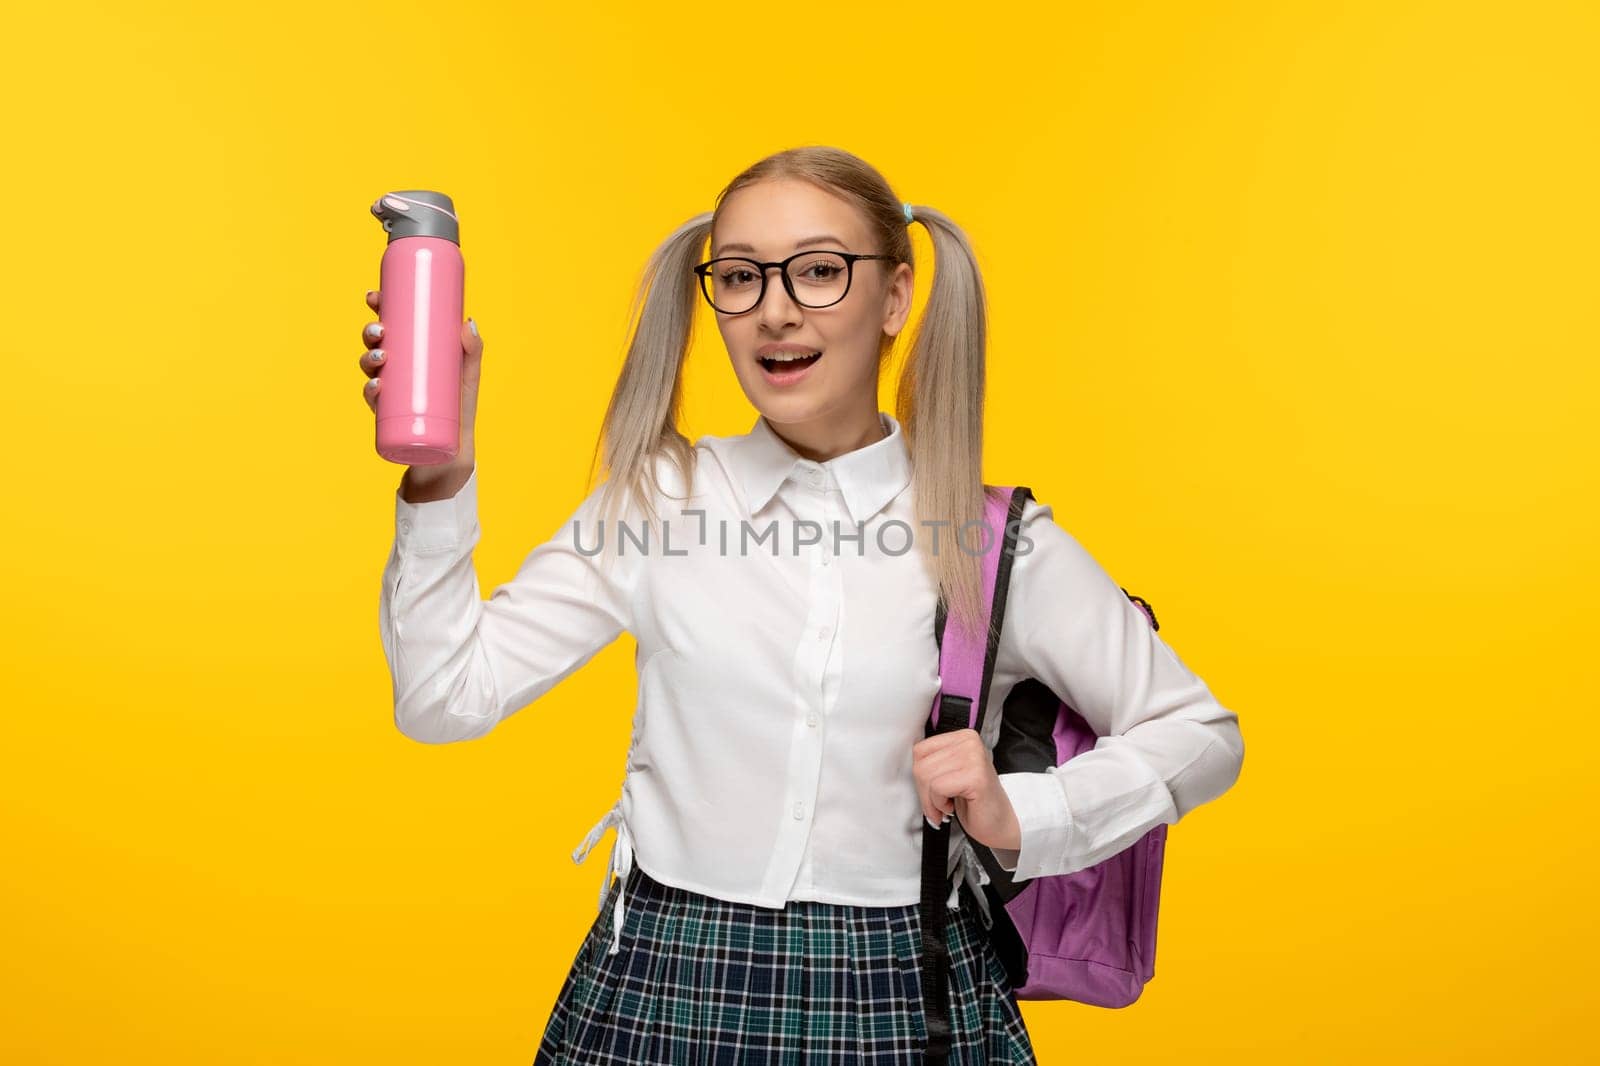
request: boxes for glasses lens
[705,259,764,314]
[787,252,850,308]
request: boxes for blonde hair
[588,144,999,641]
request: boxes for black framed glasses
[692,249,897,314]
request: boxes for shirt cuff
[995,770,1075,881]
[394,465,478,554]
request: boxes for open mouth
[758,350,823,380]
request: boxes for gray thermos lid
[370,190,460,244]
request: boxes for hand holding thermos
[360,190,481,501]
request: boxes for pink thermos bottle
[370,190,465,466]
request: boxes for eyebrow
[712,234,849,257]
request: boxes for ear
[882,262,914,338]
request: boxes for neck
[765,408,887,463]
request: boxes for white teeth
[763,350,821,363]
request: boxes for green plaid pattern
[535,865,1037,1064]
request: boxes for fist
[911,728,1022,852]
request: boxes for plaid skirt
[533,863,1037,1064]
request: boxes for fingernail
[367,378,378,389]
[366,290,376,301]
[366,323,383,339]
[468,317,478,337]
[371,349,384,362]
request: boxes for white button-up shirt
[379,410,1244,953]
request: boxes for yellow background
[3,1,1595,1062]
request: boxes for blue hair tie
[903,202,914,224]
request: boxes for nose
[755,265,803,329]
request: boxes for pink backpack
[918,484,1166,1063]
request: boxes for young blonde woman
[362,146,1245,1064]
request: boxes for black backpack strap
[919,485,1031,1063]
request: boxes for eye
[800,262,843,281]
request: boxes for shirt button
[793,801,805,819]
[820,551,831,567]
[399,519,413,535]
[806,712,818,727]
[818,626,831,641]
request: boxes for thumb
[461,317,484,361]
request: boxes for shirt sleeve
[986,496,1245,880]
[377,465,639,744]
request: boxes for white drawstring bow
[948,834,994,930]
[572,800,634,956]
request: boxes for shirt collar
[728,409,912,525]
